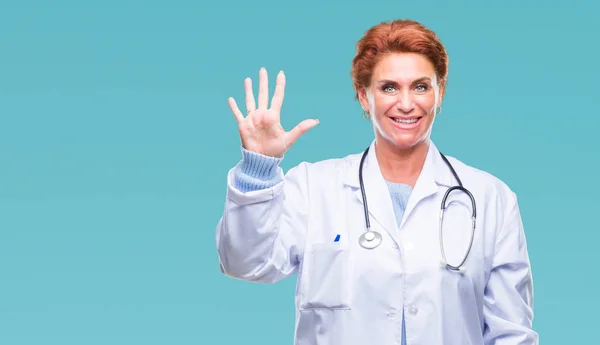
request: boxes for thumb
[285,119,320,146]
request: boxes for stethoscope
[357,146,477,272]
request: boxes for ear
[437,85,445,106]
[357,87,370,111]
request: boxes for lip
[388,116,423,130]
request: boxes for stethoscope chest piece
[359,230,382,249]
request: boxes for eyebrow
[377,77,432,84]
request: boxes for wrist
[238,147,283,180]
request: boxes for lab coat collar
[343,140,454,242]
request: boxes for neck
[375,138,430,187]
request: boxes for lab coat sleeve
[215,159,309,284]
[483,192,539,345]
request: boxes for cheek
[415,96,437,113]
[372,94,397,112]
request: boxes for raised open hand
[228,68,319,158]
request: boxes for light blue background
[1,0,597,344]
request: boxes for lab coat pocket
[299,242,353,310]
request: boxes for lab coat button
[409,305,418,315]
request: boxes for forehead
[372,52,436,83]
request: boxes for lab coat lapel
[400,141,453,228]
[344,141,454,243]
[347,142,401,247]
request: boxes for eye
[414,84,429,93]
[382,84,397,93]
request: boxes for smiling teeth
[393,118,418,124]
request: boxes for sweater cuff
[233,147,284,193]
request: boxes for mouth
[389,116,423,129]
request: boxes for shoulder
[441,153,518,209]
[284,151,362,183]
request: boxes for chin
[392,138,422,150]
[383,133,429,153]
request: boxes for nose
[395,90,414,113]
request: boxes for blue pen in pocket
[334,234,341,242]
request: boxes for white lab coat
[216,140,538,345]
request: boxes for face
[358,52,444,153]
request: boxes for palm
[228,68,319,157]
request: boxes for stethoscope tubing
[358,146,477,272]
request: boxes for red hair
[351,19,449,99]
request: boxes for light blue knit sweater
[233,147,412,345]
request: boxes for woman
[216,19,538,345]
